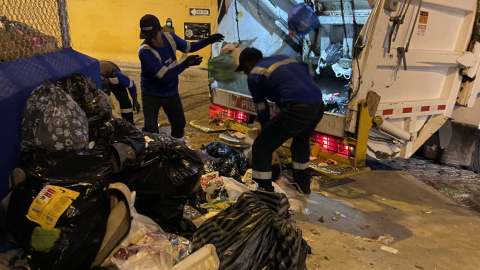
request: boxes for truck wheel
[466,137,480,173]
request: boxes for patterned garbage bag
[56,73,112,129]
[20,80,89,153]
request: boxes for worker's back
[249,55,322,107]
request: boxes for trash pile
[323,93,349,114]
[317,42,352,80]
[1,73,311,270]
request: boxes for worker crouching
[236,48,325,194]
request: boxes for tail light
[311,132,354,157]
[209,103,250,124]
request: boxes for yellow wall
[67,0,218,67]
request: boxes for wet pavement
[373,156,480,212]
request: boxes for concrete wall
[67,0,218,67]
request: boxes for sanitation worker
[100,60,140,124]
[138,14,224,141]
[236,47,325,194]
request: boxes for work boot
[257,180,275,192]
[296,178,311,195]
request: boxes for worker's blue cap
[140,14,161,39]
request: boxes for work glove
[184,55,203,67]
[206,33,225,45]
[132,96,141,113]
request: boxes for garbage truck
[207,0,480,176]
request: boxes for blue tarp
[0,49,101,199]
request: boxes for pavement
[286,170,480,270]
[114,64,480,269]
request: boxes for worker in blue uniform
[100,60,140,124]
[236,47,325,194]
[138,14,224,141]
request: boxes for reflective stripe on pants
[292,161,310,170]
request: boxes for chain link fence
[0,0,71,62]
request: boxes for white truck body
[210,0,480,166]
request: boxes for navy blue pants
[111,86,134,124]
[142,93,186,139]
[252,102,325,193]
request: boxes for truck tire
[466,135,480,173]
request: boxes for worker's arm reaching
[171,33,224,53]
[116,71,140,113]
[139,48,188,82]
[248,79,270,128]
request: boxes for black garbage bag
[191,191,310,270]
[6,179,111,270]
[204,158,239,179]
[323,42,343,66]
[91,119,146,170]
[203,142,249,178]
[21,148,114,183]
[116,141,203,230]
[117,141,203,195]
[56,73,111,129]
[93,118,146,155]
[20,81,89,153]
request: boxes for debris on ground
[311,179,321,191]
[310,229,320,235]
[318,191,330,197]
[327,159,338,165]
[380,246,398,254]
[415,264,425,269]
[332,216,340,221]
[354,236,361,240]
[318,216,325,223]
[377,234,395,245]
[324,255,330,261]
[335,211,340,216]
[422,209,433,214]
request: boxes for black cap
[140,14,161,39]
[236,47,263,72]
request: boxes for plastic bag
[319,43,344,68]
[288,3,319,36]
[192,192,310,270]
[105,214,165,269]
[117,141,203,195]
[208,54,238,82]
[91,118,146,169]
[56,73,112,129]
[20,80,89,153]
[21,148,114,183]
[111,232,191,270]
[203,143,249,178]
[116,141,203,229]
[222,177,250,202]
[7,179,112,270]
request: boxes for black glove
[132,96,140,113]
[205,33,225,45]
[184,55,203,67]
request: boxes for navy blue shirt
[139,32,208,97]
[247,55,323,126]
